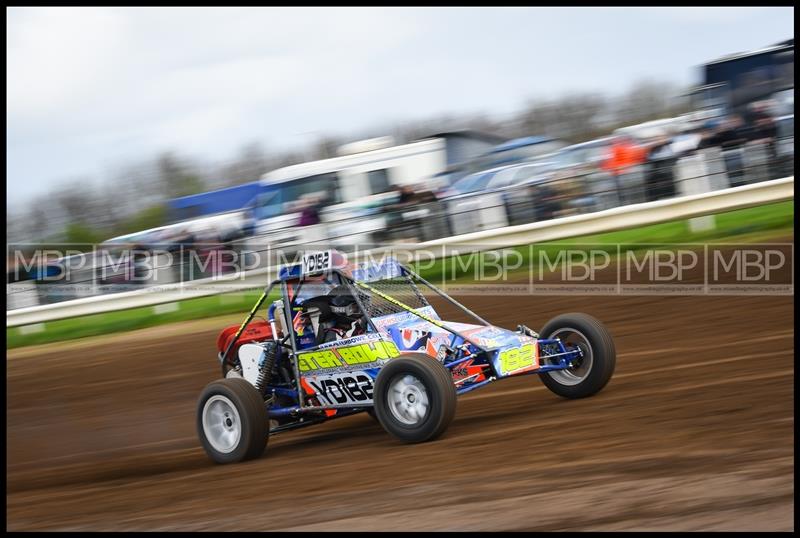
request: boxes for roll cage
[219,256,581,434]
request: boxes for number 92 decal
[497,343,538,376]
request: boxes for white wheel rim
[388,374,430,425]
[202,395,242,454]
[546,327,594,386]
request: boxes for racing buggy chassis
[197,251,616,464]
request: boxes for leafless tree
[308,136,343,160]
[53,181,95,224]
[613,79,680,127]
[156,151,206,198]
[219,141,272,186]
[6,210,24,244]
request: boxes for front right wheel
[538,313,616,399]
[373,354,457,443]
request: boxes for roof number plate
[302,250,331,276]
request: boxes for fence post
[677,152,716,233]
[701,147,730,191]
[743,142,770,184]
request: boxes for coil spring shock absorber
[254,342,278,394]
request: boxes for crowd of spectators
[618,100,786,203]
[350,100,789,239]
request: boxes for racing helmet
[329,293,361,322]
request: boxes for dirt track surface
[7,292,794,531]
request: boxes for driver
[319,293,367,343]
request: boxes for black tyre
[197,378,269,464]
[373,354,457,443]
[538,313,616,399]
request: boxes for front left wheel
[197,378,269,464]
[373,354,457,443]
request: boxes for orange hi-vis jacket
[602,141,647,176]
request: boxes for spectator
[744,101,774,132]
[382,184,418,219]
[745,101,779,162]
[695,118,723,151]
[380,183,438,241]
[397,184,417,205]
[602,135,647,205]
[535,182,564,221]
[297,194,322,226]
[699,115,749,187]
[415,187,438,204]
[670,126,702,157]
[644,134,678,202]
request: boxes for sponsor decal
[298,339,400,372]
[401,327,429,350]
[351,258,403,283]
[451,359,473,379]
[465,326,504,337]
[467,326,507,346]
[425,333,451,357]
[497,342,539,376]
[473,336,502,348]
[450,358,488,384]
[317,333,380,349]
[371,306,441,332]
[304,371,375,405]
[463,326,533,350]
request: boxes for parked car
[441,167,512,235]
[442,154,595,234]
[473,136,568,170]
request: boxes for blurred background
[6,8,795,532]
[7,8,794,308]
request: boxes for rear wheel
[197,378,268,464]
[373,354,457,443]
[538,313,616,399]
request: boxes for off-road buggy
[198,250,615,464]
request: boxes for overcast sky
[6,7,794,207]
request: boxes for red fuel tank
[217,320,273,357]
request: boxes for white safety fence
[6,175,793,328]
